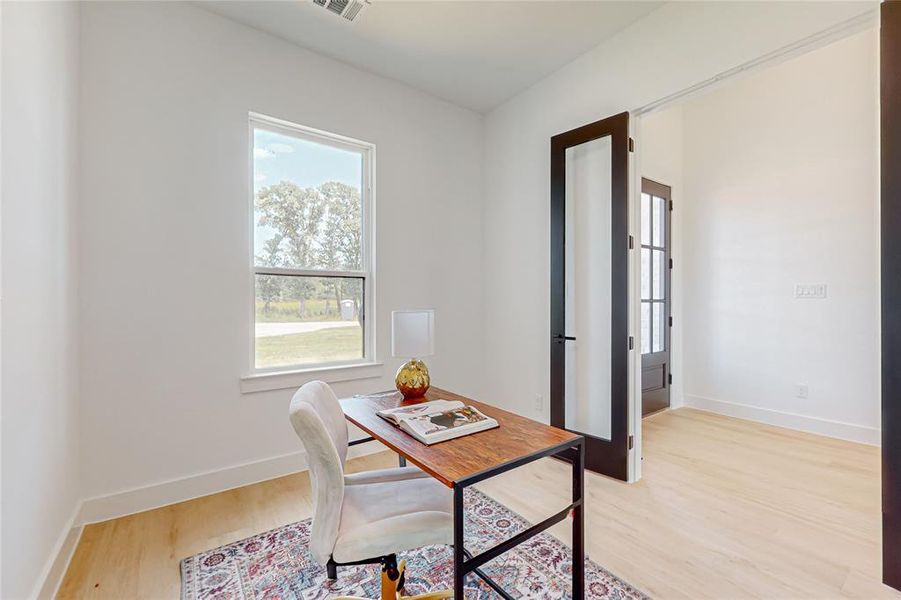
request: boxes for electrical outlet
[795,384,809,399]
[534,394,544,412]
[795,284,827,299]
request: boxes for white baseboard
[31,503,83,599]
[683,394,879,446]
[76,439,385,526]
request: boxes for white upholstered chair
[289,381,454,581]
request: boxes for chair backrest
[289,381,349,564]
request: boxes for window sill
[240,362,384,394]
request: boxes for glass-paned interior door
[640,178,671,416]
[550,112,630,481]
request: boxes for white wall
[637,106,684,409]
[78,2,484,501]
[677,28,880,443]
[481,1,875,440]
[1,2,82,598]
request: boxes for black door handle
[553,334,577,342]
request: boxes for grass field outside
[255,325,363,368]
[256,299,358,323]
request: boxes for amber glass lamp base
[395,358,430,399]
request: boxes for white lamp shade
[391,310,435,358]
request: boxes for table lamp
[391,309,435,399]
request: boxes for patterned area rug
[181,488,649,599]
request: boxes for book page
[402,406,492,438]
[377,399,462,424]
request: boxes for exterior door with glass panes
[640,178,671,416]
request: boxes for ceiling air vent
[312,0,371,22]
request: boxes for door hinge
[628,435,634,450]
[669,199,674,211]
[669,258,673,269]
[629,137,634,152]
[628,235,634,249]
[669,316,673,327]
[628,336,634,350]
[668,373,673,385]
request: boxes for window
[640,190,668,355]
[250,114,373,372]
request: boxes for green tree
[256,181,325,267]
[317,182,362,319]
[256,180,363,321]
[255,235,284,315]
[256,181,325,317]
[318,182,361,270]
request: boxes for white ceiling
[196,1,663,112]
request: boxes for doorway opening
[630,21,882,595]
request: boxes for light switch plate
[795,284,827,299]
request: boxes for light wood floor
[59,408,897,599]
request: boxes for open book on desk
[377,399,499,445]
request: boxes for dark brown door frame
[550,112,631,481]
[882,0,901,591]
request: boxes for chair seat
[332,475,453,563]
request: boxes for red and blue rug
[181,488,649,599]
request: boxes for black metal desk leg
[453,484,465,598]
[572,439,585,600]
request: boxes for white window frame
[245,112,377,385]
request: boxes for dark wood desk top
[341,387,581,488]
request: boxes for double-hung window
[250,114,374,373]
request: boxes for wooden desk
[341,387,586,599]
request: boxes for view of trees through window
[252,123,367,369]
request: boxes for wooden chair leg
[380,555,400,600]
[402,592,454,600]
[333,554,451,600]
